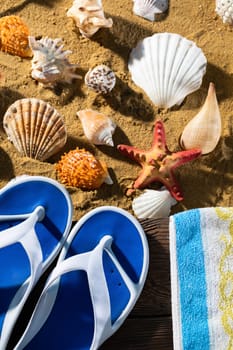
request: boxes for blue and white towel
[169,207,233,350]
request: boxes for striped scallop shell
[0,15,32,58]
[133,0,168,21]
[56,147,113,189]
[84,65,116,94]
[77,109,116,146]
[132,188,176,219]
[128,32,207,108]
[3,98,67,161]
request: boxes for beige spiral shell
[77,109,116,146]
[3,98,67,161]
[180,82,222,155]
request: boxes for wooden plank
[132,218,171,316]
[101,316,173,350]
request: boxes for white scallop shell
[132,188,177,219]
[77,109,116,146]
[28,36,81,86]
[3,98,67,161]
[85,64,116,94]
[216,0,233,25]
[128,32,207,108]
[67,0,113,38]
[180,82,222,155]
[133,0,168,21]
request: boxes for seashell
[77,109,116,146]
[128,32,207,108]
[132,188,177,219]
[67,0,113,38]
[133,0,168,21]
[3,98,67,161]
[85,64,116,94]
[216,0,233,25]
[56,147,113,189]
[0,15,32,58]
[28,36,81,86]
[180,82,222,155]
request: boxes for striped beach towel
[169,207,233,350]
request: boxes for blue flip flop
[16,206,149,350]
[0,175,72,349]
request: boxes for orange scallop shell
[56,147,112,190]
[0,15,32,58]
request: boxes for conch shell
[77,109,116,146]
[0,15,32,57]
[180,82,222,155]
[67,0,113,38]
[132,188,177,219]
[28,36,80,86]
[3,98,67,161]
[56,147,113,189]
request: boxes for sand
[0,0,233,221]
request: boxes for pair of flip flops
[0,175,149,349]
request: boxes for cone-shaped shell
[132,188,177,219]
[56,147,113,189]
[77,109,116,146]
[180,82,222,155]
[3,98,67,161]
[0,15,32,58]
[128,32,207,108]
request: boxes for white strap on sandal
[17,235,141,350]
[0,206,45,349]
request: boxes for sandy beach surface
[0,0,233,221]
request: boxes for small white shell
[67,0,113,38]
[216,0,233,25]
[133,0,168,21]
[77,109,116,146]
[132,188,177,219]
[28,36,81,86]
[180,82,222,155]
[85,64,116,94]
[128,32,207,108]
[3,98,67,161]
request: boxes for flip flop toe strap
[19,235,138,349]
[0,207,45,348]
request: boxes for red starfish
[117,120,202,201]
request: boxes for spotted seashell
[28,36,81,86]
[0,15,32,58]
[133,0,168,21]
[56,147,113,189]
[84,64,116,94]
[77,109,116,146]
[216,0,233,24]
[67,0,113,38]
[3,98,67,161]
[132,188,177,219]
